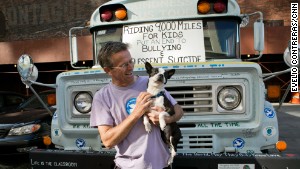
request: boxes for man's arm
[98,113,140,149]
[165,104,184,123]
[98,92,153,149]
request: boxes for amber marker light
[276,141,287,152]
[47,93,56,106]
[31,124,41,133]
[43,136,52,146]
[115,8,127,20]
[198,1,211,14]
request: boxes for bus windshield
[94,19,240,64]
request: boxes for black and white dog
[144,62,182,165]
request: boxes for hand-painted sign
[123,20,205,64]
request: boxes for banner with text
[122,20,206,64]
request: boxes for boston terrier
[144,62,182,165]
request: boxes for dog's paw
[143,116,152,133]
[159,112,168,130]
[167,148,176,165]
[167,156,174,165]
[159,120,166,130]
[145,123,152,133]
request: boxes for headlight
[74,92,92,114]
[217,86,241,110]
[8,124,41,136]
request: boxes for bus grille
[166,85,213,115]
[177,134,213,151]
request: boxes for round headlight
[74,92,92,114]
[217,87,241,110]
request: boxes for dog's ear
[165,69,175,79]
[145,62,153,74]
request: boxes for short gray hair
[98,41,129,68]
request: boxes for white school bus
[18,0,299,168]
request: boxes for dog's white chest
[153,96,164,108]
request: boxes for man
[90,41,184,169]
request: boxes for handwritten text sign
[196,122,240,128]
[122,20,206,64]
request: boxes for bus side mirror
[254,20,264,52]
[71,35,79,65]
[17,54,38,83]
[69,27,89,69]
[242,11,265,61]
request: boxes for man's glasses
[110,58,134,69]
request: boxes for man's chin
[124,74,134,82]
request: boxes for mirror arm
[246,11,263,20]
[30,80,57,88]
[277,83,291,111]
[247,52,263,61]
[23,82,53,116]
[21,79,55,116]
[263,68,291,81]
[263,68,291,77]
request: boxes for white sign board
[122,20,206,64]
[218,164,255,169]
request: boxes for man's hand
[147,106,166,125]
[132,92,153,118]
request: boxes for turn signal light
[47,93,56,106]
[115,8,127,20]
[43,136,52,146]
[197,0,227,14]
[276,141,287,152]
[198,1,211,14]
[100,5,127,22]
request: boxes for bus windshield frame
[93,18,240,65]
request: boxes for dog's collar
[151,91,165,98]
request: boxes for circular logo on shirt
[126,98,136,115]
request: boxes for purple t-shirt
[90,76,177,169]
